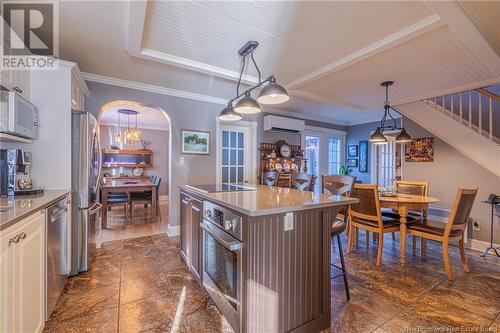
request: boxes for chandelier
[219,41,290,121]
[115,109,141,145]
[369,81,412,145]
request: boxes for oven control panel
[203,201,242,240]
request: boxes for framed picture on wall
[348,145,358,157]
[359,140,368,173]
[181,129,210,155]
[405,137,434,162]
[347,158,358,167]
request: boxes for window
[328,138,340,175]
[377,140,396,187]
[221,129,245,183]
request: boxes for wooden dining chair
[291,173,313,191]
[407,188,478,280]
[321,175,356,300]
[262,170,279,186]
[382,180,429,246]
[347,184,400,266]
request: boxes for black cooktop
[186,183,256,193]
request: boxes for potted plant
[339,165,353,176]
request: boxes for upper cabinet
[71,68,87,111]
[0,68,31,101]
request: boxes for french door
[302,128,345,192]
[217,122,257,184]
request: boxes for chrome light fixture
[218,103,242,121]
[117,109,142,144]
[219,41,289,120]
[369,81,412,144]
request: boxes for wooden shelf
[102,163,152,168]
[101,149,152,155]
[0,133,33,144]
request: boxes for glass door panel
[304,136,320,191]
[221,129,245,183]
[328,138,340,175]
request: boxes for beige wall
[99,125,169,196]
[402,118,500,244]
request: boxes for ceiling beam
[286,14,444,90]
[423,1,500,76]
[290,89,367,111]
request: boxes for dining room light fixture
[369,81,412,144]
[219,41,289,120]
[117,109,142,144]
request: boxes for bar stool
[322,175,356,300]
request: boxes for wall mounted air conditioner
[263,115,305,133]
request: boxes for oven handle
[201,220,242,251]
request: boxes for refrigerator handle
[94,130,102,194]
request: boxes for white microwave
[0,90,38,139]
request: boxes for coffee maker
[0,149,34,196]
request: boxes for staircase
[396,85,500,177]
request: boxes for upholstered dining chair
[407,188,478,280]
[347,184,400,266]
[321,175,356,300]
[382,180,429,251]
[291,173,313,191]
[101,179,129,217]
[261,170,279,186]
[130,176,162,219]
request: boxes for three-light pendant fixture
[219,41,290,121]
[369,81,412,145]
[115,109,142,145]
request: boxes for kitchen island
[179,184,358,333]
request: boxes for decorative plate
[291,163,298,172]
[280,144,292,158]
[132,167,144,177]
[274,163,283,172]
[283,163,291,172]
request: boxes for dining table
[100,178,158,229]
[379,193,439,266]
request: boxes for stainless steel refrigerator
[70,109,102,275]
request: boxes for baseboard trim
[468,238,499,253]
[167,224,180,237]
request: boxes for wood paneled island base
[180,185,358,333]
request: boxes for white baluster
[459,92,463,124]
[451,93,454,117]
[479,93,482,135]
[468,90,472,128]
[489,97,493,140]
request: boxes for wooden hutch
[258,141,314,189]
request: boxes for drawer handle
[8,235,21,246]
[19,232,26,240]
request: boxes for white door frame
[301,125,347,174]
[369,129,403,185]
[216,119,258,184]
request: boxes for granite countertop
[0,190,71,231]
[181,184,358,216]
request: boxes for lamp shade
[369,127,387,143]
[218,104,242,121]
[234,94,261,114]
[395,128,412,143]
[257,82,289,104]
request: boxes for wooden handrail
[475,88,500,102]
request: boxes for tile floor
[44,232,500,333]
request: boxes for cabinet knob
[13,86,23,94]
[224,219,233,231]
[8,235,21,246]
[19,232,26,240]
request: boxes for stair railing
[422,86,499,144]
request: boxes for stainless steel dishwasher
[45,197,70,320]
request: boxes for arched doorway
[96,100,172,242]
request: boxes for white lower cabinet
[0,211,46,333]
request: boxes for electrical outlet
[284,212,294,231]
[472,218,480,231]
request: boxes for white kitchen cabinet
[0,211,46,333]
[0,68,31,100]
[71,71,85,111]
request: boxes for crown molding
[82,72,228,105]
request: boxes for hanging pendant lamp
[370,81,412,145]
[219,41,288,120]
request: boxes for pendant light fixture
[219,41,289,120]
[369,81,412,144]
[118,109,142,144]
[115,110,122,143]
